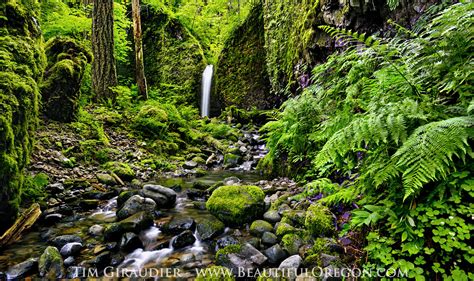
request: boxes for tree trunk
[132,0,148,100]
[92,0,118,102]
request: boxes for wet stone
[6,258,38,279]
[50,235,82,249]
[162,216,195,234]
[60,242,82,257]
[172,230,196,249]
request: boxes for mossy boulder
[40,37,92,122]
[0,1,46,232]
[250,220,273,237]
[282,233,304,255]
[38,246,65,278]
[304,204,334,237]
[195,215,225,240]
[206,185,265,226]
[103,161,135,181]
[142,4,206,104]
[215,3,272,111]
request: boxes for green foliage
[261,1,474,277]
[22,173,48,202]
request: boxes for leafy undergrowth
[260,2,473,279]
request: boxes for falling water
[201,65,214,117]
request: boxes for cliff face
[263,0,440,95]
[0,1,46,232]
[141,4,206,105]
[215,3,273,111]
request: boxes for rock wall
[214,3,273,111]
[263,0,440,95]
[0,1,46,232]
[41,37,92,122]
[141,4,206,104]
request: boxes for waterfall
[201,65,214,117]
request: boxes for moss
[303,238,329,267]
[281,233,304,255]
[21,172,48,203]
[41,36,92,122]
[215,3,272,111]
[276,222,297,237]
[216,244,242,264]
[206,185,265,225]
[195,266,235,281]
[304,204,334,237]
[0,1,45,231]
[103,161,135,182]
[141,5,206,104]
[38,246,64,278]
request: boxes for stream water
[0,171,264,279]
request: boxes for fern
[376,116,474,199]
[318,25,380,48]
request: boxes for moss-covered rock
[215,3,273,111]
[142,4,206,104]
[206,185,265,225]
[275,222,297,237]
[249,220,273,237]
[41,37,92,122]
[103,161,135,181]
[38,246,65,278]
[281,233,304,255]
[304,204,334,237]
[0,0,45,232]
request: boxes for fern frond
[318,25,380,47]
[378,116,474,199]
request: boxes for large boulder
[6,258,38,279]
[38,246,65,278]
[215,243,267,275]
[206,185,265,226]
[195,215,225,241]
[141,184,177,208]
[0,1,46,232]
[104,211,154,241]
[40,37,92,122]
[215,3,273,111]
[116,195,156,220]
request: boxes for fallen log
[0,203,41,248]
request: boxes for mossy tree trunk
[132,0,148,100]
[92,0,118,102]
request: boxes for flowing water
[0,170,263,279]
[201,65,214,117]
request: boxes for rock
[162,216,195,234]
[282,233,304,255]
[103,161,135,181]
[183,161,198,169]
[261,232,278,245]
[141,184,177,208]
[224,154,241,168]
[216,243,267,274]
[79,199,99,210]
[247,237,261,249]
[223,177,241,186]
[46,183,65,194]
[63,257,75,267]
[117,191,138,209]
[96,173,116,185]
[60,242,82,257]
[39,246,65,278]
[282,210,306,227]
[206,185,265,225]
[49,235,82,249]
[263,210,281,223]
[104,211,154,241]
[116,195,156,220]
[249,220,273,237]
[196,215,225,240]
[172,230,196,249]
[120,232,143,252]
[89,224,105,236]
[186,188,206,201]
[320,253,338,267]
[193,201,207,210]
[6,258,38,279]
[275,222,296,237]
[215,236,240,251]
[279,254,302,269]
[305,204,334,236]
[263,244,288,264]
[44,213,63,225]
[88,251,111,269]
